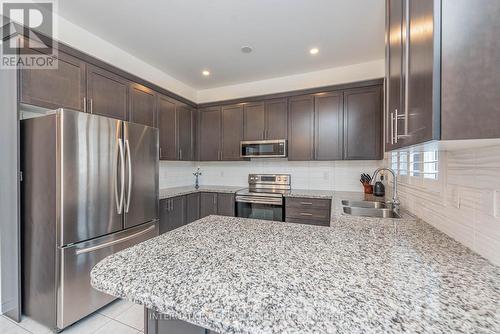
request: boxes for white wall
[196,60,385,103]
[53,15,197,102]
[384,145,500,266]
[160,160,382,192]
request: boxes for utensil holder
[363,184,373,194]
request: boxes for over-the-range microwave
[240,139,287,158]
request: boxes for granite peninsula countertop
[91,215,500,334]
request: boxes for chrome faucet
[193,167,202,189]
[371,168,400,214]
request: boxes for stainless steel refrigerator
[21,109,159,331]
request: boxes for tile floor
[0,299,144,334]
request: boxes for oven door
[240,140,287,158]
[235,196,284,221]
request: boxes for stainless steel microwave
[240,139,287,158]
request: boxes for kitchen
[0,0,499,333]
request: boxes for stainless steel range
[235,174,291,221]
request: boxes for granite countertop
[284,189,335,199]
[91,215,500,333]
[159,185,245,199]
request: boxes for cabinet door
[129,84,156,127]
[177,105,194,161]
[198,107,221,161]
[200,193,217,218]
[265,98,288,139]
[20,50,86,111]
[217,193,235,217]
[314,92,343,160]
[343,86,382,160]
[243,102,265,140]
[441,0,500,140]
[86,65,128,120]
[221,104,244,161]
[288,95,314,161]
[386,0,404,151]
[186,193,200,223]
[157,95,177,160]
[404,0,437,145]
[159,197,186,234]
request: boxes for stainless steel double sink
[341,200,402,219]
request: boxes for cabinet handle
[159,147,162,158]
[300,202,313,205]
[179,149,182,160]
[300,213,313,216]
[390,111,395,144]
[394,109,399,144]
[89,99,93,114]
[83,97,87,113]
[263,130,266,139]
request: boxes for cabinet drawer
[286,217,330,227]
[285,207,331,222]
[285,197,331,210]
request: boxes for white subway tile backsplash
[386,145,500,266]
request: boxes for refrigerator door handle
[125,139,132,213]
[75,224,156,255]
[115,140,125,214]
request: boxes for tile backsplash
[160,159,382,192]
[385,145,500,266]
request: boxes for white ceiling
[58,0,385,90]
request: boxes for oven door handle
[235,196,283,206]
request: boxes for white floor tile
[93,319,138,334]
[98,299,134,320]
[62,313,111,334]
[114,303,144,331]
[0,316,30,334]
[17,316,52,334]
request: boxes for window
[391,150,439,180]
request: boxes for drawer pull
[300,202,313,205]
[300,213,313,216]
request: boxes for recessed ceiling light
[309,48,319,55]
[202,70,210,76]
[241,46,253,54]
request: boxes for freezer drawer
[58,221,159,330]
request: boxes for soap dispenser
[373,174,386,197]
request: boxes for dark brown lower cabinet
[217,193,235,217]
[199,192,235,218]
[200,192,218,218]
[285,197,331,227]
[186,193,200,223]
[159,196,186,234]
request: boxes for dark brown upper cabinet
[20,49,86,111]
[243,102,265,140]
[198,106,222,161]
[177,104,194,161]
[265,98,288,140]
[86,64,129,120]
[129,83,157,127]
[288,95,314,161]
[157,94,177,160]
[221,104,244,160]
[314,92,343,160]
[385,0,500,150]
[243,99,288,141]
[343,86,382,160]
